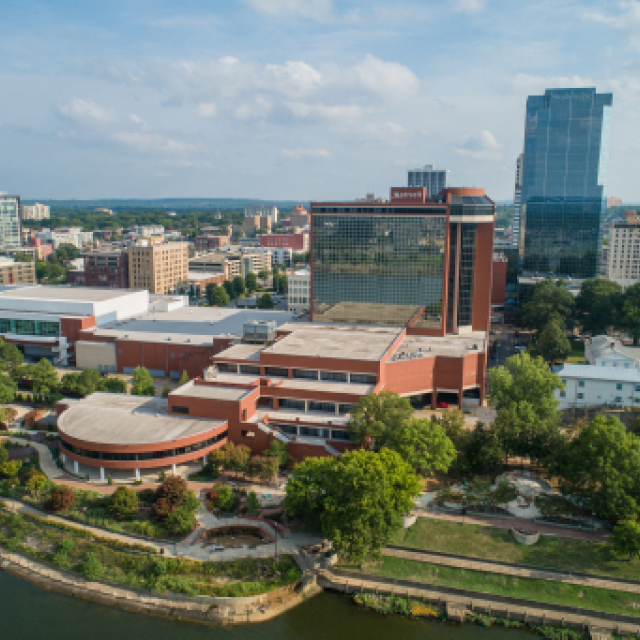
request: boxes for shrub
[246,491,260,511]
[139,488,156,504]
[151,497,173,520]
[166,507,195,535]
[107,475,113,486]
[60,538,76,553]
[82,552,104,581]
[108,486,139,520]
[156,476,188,506]
[52,550,70,568]
[46,486,76,512]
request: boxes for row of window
[217,362,377,384]
[0,318,59,337]
[277,424,351,441]
[60,430,227,461]
[278,398,355,414]
[565,379,640,392]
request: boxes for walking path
[382,547,640,595]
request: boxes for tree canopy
[536,316,571,363]
[26,359,60,396]
[257,293,274,309]
[206,283,230,307]
[245,272,258,293]
[622,283,640,345]
[576,279,623,336]
[284,449,420,562]
[517,277,575,334]
[108,486,139,520]
[130,366,155,396]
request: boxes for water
[0,572,536,640]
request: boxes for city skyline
[1,1,639,201]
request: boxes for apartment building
[194,235,230,252]
[0,258,36,286]
[243,215,272,235]
[260,233,309,253]
[0,195,21,250]
[35,227,93,250]
[83,250,129,288]
[607,211,640,288]
[128,242,188,294]
[189,250,271,279]
[288,268,310,313]
[21,203,50,221]
[244,205,278,223]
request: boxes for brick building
[260,233,309,253]
[83,250,129,288]
[128,242,188,294]
[194,235,230,252]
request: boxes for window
[615,396,623,403]
[350,373,377,385]
[265,367,288,378]
[172,406,189,415]
[330,430,350,441]
[299,427,320,437]
[278,424,297,435]
[308,401,335,413]
[293,369,319,380]
[578,381,585,387]
[239,365,260,375]
[577,393,584,399]
[321,371,348,382]
[338,404,356,415]
[616,383,623,390]
[241,430,255,438]
[559,391,566,398]
[217,363,238,373]
[279,398,305,411]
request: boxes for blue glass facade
[520,88,613,279]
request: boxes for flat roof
[0,284,143,303]
[554,363,640,383]
[57,393,227,445]
[171,381,254,401]
[249,408,350,426]
[216,344,264,361]
[88,307,295,346]
[276,379,373,395]
[265,324,401,361]
[390,333,488,361]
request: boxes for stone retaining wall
[0,548,320,625]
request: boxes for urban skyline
[1,1,639,202]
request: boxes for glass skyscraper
[519,88,613,279]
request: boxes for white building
[407,164,449,197]
[129,224,165,237]
[288,268,310,313]
[21,203,50,221]
[513,154,523,251]
[244,205,278,223]
[606,211,640,288]
[585,335,640,369]
[244,245,292,267]
[554,363,640,409]
[34,227,94,249]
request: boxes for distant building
[188,272,227,297]
[0,258,36,286]
[513,153,523,251]
[35,227,93,250]
[194,235,230,252]
[243,215,272,235]
[129,225,165,237]
[0,195,21,250]
[260,233,309,253]
[586,335,640,368]
[244,245,292,267]
[607,197,623,208]
[290,205,309,228]
[492,253,508,306]
[83,250,130,288]
[21,203,50,221]
[407,165,449,197]
[128,242,189,294]
[244,205,278,223]
[189,250,271,279]
[288,268,310,313]
[607,211,640,288]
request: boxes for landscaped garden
[0,509,301,597]
[391,519,640,582]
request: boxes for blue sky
[1,0,639,201]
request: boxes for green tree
[576,279,623,336]
[347,391,414,450]
[551,415,640,522]
[0,338,24,377]
[257,293,274,309]
[517,277,575,334]
[179,370,190,385]
[262,440,289,467]
[102,377,127,393]
[385,417,456,476]
[0,375,16,404]
[208,285,230,306]
[536,316,571,363]
[161,382,171,398]
[130,366,155,396]
[285,449,420,563]
[26,473,48,498]
[245,272,258,293]
[27,359,59,395]
[223,280,235,300]
[275,273,288,295]
[61,369,104,397]
[13,252,32,262]
[0,445,7,465]
[54,243,81,262]
[215,484,235,511]
[246,491,260,511]
[0,460,22,478]
[82,552,104,580]
[166,506,195,535]
[622,282,640,345]
[488,352,563,464]
[258,269,269,281]
[232,275,246,298]
[108,486,139,520]
[612,519,640,561]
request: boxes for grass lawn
[358,557,640,618]
[527,338,585,363]
[391,519,640,581]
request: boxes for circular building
[57,393,228,481]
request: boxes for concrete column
[346,372,351,384]
[172,463,177,475]
[100,468,105,481]
[135,468,141,480]
[61,453,66,464]
[74,460,79,474]
[202,456,207,466]
[335,403,339,416]
[304,400,308,413]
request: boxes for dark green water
[0,572,537,640]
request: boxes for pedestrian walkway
[4,437,65,480]
[382,547,640,595]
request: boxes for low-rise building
[21,203,50,221]
[260,232,309,253]
[189,251,271,279]
[288,268,310,313]
[244,205,278,223]
[194,235,230,252]
[188,272,227,297]
[83,250,129,288]
[607,211,640,288]
[243,215,272,235]
[554,363,640,409]
[585,335,640,368]
[0,258,36,286]
[35,227,94,250]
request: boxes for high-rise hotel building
[0,195,21,250]
[310,186,495,335]
[519,88,613,280]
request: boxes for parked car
[437,401,449,409]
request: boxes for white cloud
[129,114,149,130]
[360,121,409,147]
[505,73,595,95]
[353,55,419,101]
[265,61,323,95]
[456,130,502,160]
[242,0,334,22]
[285,101,363,121]
[59,98,113,123]
[449,0,485,14]
[110,131,198,154]
[281,148,331,159]
[233,96,272,120]
[584,1,640,51]
[195,102,217,118]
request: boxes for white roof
[555,363,640,383]
[588,335,640,361]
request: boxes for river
[0,572,537,640]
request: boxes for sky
[1,0,639,202]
